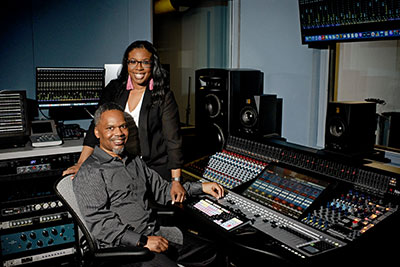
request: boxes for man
[73,102,224,266]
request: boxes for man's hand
[145,236,169,253]
[170,181,186,204]
[202,182,224,199]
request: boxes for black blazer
[83,79,183,179]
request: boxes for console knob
[42,230,49,237]
[37,240,43,247]
[20,234,27,241]
[29,232,36,239]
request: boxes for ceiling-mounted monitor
[298,0,400,48]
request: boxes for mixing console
[182,155,210,180]
[301,189,397,242]
[220,191,346,259]
[202,150,267,189]
[182,134,400,264]
[243,164,330,219]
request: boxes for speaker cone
[210,123,225,150]
[204,94,221,118]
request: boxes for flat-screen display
[36,67,104,120]
[298,0,400,47]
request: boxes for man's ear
[94,127,100,139]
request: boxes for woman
[64,40,186,202]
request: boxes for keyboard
[30,134,62,147]
[186,197,250,232]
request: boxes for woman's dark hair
[118,40,168,104]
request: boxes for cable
[38,108,50,120]
[84,108,94,119]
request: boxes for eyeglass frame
[127,59,153,68]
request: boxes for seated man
[73,102,224,267]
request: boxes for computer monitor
[298,0,400,48]
[36,67,104,121]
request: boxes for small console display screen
[31,121,53,134]
[243,164,330,219]
[32,121,53,134]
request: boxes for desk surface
[0,139,83,160]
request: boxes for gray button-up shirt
[73,146,202,248]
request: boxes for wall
[337,40,400,114]
[0,0,151,127]
[0,0,325,148]
[238,0,326,148]
[154,3,229,126]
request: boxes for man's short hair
[93,102,141,156]
[93,102,125,126]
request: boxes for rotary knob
[37,240,43,247]
[20,234,27,241]
[42,230,49,237]
[29,232,36,239]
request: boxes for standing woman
[64,40,186,202]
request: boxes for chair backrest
[54,175,98,254]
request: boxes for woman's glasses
[127,59,152,68]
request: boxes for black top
[83,79,184,180]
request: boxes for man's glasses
[127,59,152,68]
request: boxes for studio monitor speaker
[195,68,263,154]
[325,101,376,155]
[230,94,282,140]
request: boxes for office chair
[54,175,152,267]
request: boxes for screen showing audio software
[298,0,400,45]
[243,164,330,219]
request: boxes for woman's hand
[62,145,94,178]
[62,162,82,178]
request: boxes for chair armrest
[94,246,151,260]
